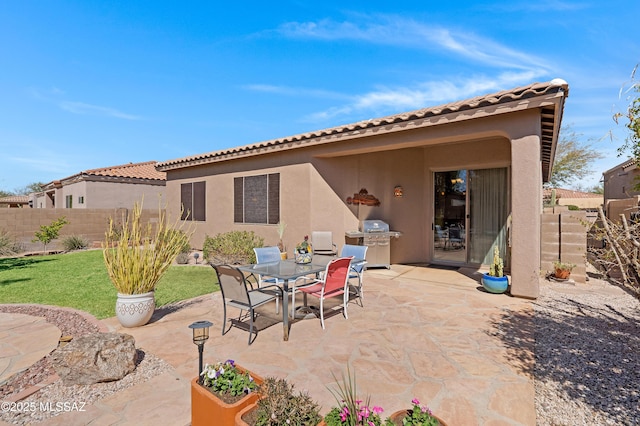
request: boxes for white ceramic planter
[115,291,155,327]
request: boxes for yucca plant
[103,200,193,295]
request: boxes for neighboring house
[157,80,569,299]
[0,195,29,208]
[602,158,640,220]
[543,188,603,211]
[32,161,166,209]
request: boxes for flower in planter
[201,359,258,399]
[296,235,312,254]
[398,398,440,426]
[324,367,391,426]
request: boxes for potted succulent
[236,376,322,426]
[481,245,509,294]
[191,359,263,426]
[387,398,447,425]
[553,260,576,280]
[294,235,313,264]
[276,221,288,260]
[103,200,192,327]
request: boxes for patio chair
[446,225,464,250]
[311,231,337,256]
[340,244,368,306]
[253,246,286,313]
[211,264,282,345]
[297,256,353,329]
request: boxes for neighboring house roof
[41,161,166,190]
[543,188,603,199]
[602,158,638,176]
[157,80,568,181]
[0,195,29,206]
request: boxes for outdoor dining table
[236,255,361,341]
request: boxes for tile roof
[81,161,166,181]
[0,195,29,204]
[157,79,569,181]
[543,188,602,199]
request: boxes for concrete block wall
[0,208,161,253]
[540,207,587,284]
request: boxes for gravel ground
[1,276,639,425]
[0,305,172,425]
[533,277,640,425]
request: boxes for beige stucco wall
[44,180,166,210]
[165,108,546,297]
[0,208,160,252]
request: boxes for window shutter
[234,177,244,223]
[268,173,280,224]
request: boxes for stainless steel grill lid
[361,220,390,233]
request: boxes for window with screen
[65,195,72,208]
[234,173,280,224]
[180,181,206,221]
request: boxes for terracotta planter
[554,268,571,279]
[389,409,447,426]
[191,365,264,426]
[235,402,324,426]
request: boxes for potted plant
[103,200,192,327]
[236,376,322,426]
[192,359,263,426]
[294,235,313,264]
[481,246,509,294]
[552,260,576,280]
[387,398,447,425]
[323,368,388,426]
[277,221,287,260]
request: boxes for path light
[193,252,200,264]
[189,320,212,384]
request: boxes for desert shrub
[203,230,263,265]
[175,252,190,264]
[0,230,23,256]
[568,205,580,211]
[62,235,89,252]
[32,216,69,252]
[251,377,322,426]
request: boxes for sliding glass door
[433,168,509,266]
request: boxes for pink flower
[372,406,384,414]
[412,398,420,405]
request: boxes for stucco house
[32,161,166,209]
[157,79,569,299]
[602,158,640,220]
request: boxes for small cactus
[489,246,504,277]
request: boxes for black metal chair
[211,264,283,345]
[446,225,464,250]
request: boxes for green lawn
[0,249,218,319]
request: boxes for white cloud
[59,101,141,120]
[28,87,142,120]
[303,70,545,122]
[277,15,550,71]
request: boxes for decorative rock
[51,332,138,385]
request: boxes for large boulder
[51,332,137,385]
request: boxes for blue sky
[1,1,638,192]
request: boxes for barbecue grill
[353,219,401,269]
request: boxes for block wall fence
[0,208,161,253]
[540,207,588,284]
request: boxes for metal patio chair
[340,244,368,306]
[211,264,282,345]
[311,231,338,256]
[297,256,353,329]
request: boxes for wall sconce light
[394,186,404,198]
[189,320,213,384]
